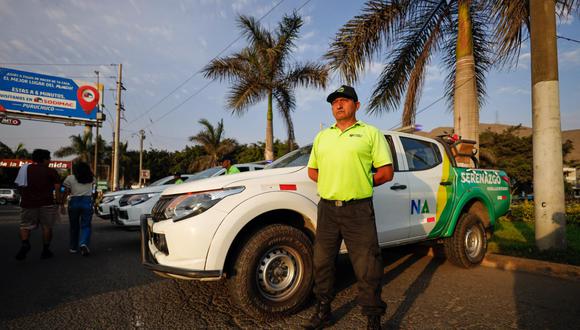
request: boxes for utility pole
[139,129,145,187]
[93,70,100,177]
[530,0,566,250]
[112,64,123,191]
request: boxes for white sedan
[112,164,264,227]
[97,174,193,219]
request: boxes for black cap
[326,85,358,104]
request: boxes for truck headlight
[162,187,244,222]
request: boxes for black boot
[303,301,332,330]
[367,315,381,330]
[15,241,31,260]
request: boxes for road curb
[481,253,580,281]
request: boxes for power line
[557,35,580,44]
[130,0,288,127]
[0,63,117,67]
[140,0,315,133]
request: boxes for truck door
[373,135,411,243]
[399,136,447,238]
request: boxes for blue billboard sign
[0,68,101,122]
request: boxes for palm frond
[325,0,417,84]
[368,1,448,115]
[238,15,273,50]
[283,62,328,89]
[491,0,529,68]
[226,78,265,112]
[273,86,296,143]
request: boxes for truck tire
[0,198,7,206]
[229,224,313,318]
[444,213,487,268]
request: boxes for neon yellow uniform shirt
[308,121,392,201]
[226,166,240,175]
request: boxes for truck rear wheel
[228,224,313,318]
[444,213,487,268]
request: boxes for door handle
[440,181,452,186]
[390,184,407,190]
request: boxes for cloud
[497,86,530,96]
[517,52,530,70]
[559,49,580,65]
[133,24,174,40]
[45,8,66,21]
[232,0,250,12]
[368,61,385,76]
[425,64,444,82]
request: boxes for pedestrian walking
[303,85,394,330]
[62,162,95,256]
[15,149,62,260]
[173,172,184,184]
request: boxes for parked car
[97,174,194,219]
[112,164,264,227]
[141,131,511,318]
[0,188,20,205]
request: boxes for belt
[320,197,372,207]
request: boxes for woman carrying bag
[62,162,95,256]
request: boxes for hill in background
[416,123,580,164]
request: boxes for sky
[1,0,579,158]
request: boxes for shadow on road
[0,215,161,321]
[330,245,440,325]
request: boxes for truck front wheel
[444,213,487,268]
[229,224,313,318]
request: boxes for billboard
[0,68,101,122]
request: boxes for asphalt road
[1,204,579,329]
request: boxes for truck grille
[151,196,173,222]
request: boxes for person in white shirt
[62,162,95,256]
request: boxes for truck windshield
[267,145,312,169]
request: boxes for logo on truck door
[411,199,430,214]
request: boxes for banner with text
[0,159,72,169]
[0,68,101,122]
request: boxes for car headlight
[163,186,245,222]
[123,193,158,206]
[101,196,117,204]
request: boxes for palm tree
[13,143,30,159]
[203,12,328,161]
[325,0,493,149]
[55,131,94,163]
[189,118,237,171]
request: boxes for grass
[489,218,580,266]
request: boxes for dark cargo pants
[313,198,386,316]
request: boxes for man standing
[304,85,393,330]
[220,156,240,175]
[15,149,62,260]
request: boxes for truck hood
[161,167,303,196]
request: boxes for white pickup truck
[141,131,511,317]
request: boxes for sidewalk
[482,253,580,280]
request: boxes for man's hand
[308,168,319,182]
[373,164,394,186]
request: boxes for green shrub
[506,201,580,225]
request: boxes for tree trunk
[530,0,566,250]
[453,0,479,166]
[264,91,274,161]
